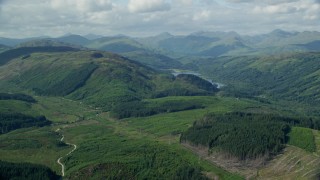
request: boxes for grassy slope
[288,127,316,152]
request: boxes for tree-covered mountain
[194,52,320,106]
[0,48,217,111]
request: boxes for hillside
[0,46,80,66]
[0,48,217,111]
[0,44,9,53]
[193,52,320,107]
[54,34,90,46]
[87,36,146,53]
[85,36,183,69]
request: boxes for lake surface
[172,70,225,89]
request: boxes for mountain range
[1,29,320,69]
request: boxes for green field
[288,127,316,152]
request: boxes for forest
[0,113,51,134]
[195,53,320,106]
[0,46,79,66]
[32,63,98,96]
[111,100,204,119]
[0,93,36,103]
[181,112,320,160]
[181,112,304,160]
[66,142,208,180]
[0,161,60,180]
[152,74,218,98]
[175,74,218,92]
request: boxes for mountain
[137,30,320,57]
[2,29,320,70]
[121,51,182,69]
[85,36,183,69]
[54,34,90,46]
[296,40,320,51]
[0,47,217,110]
[0,37,49,47]
[242,30,320,49]
[86,36,146,53]
[83,34,104,40]
[0,44,9,53]
[194,52,320,105]
[16,39,83,48]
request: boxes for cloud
[224,0,251,3]
[176,0,193,6]
[225,0,299,4]
[253,5,298,14]
[193,10,211,21]
[51,0,113,13]
[128,0,170,13]
[0,0,319,38]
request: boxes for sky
[0,0,320,38]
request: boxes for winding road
[56,129,77,177]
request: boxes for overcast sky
[0,0,319,38]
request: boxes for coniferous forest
[0,113,51,134]
[181,112,319,160]
[0,161,60,180]
[0,93,36,103]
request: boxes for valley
[0,30,320,179]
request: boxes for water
[172,70,225,89]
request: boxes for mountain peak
[156,32,173,38]
[191,31,240,38]
[269,29,293,37]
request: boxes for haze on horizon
[0,0,320,38]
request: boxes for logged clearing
[258,130,320,180]
[183,130,320,180]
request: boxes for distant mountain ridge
[1,29,320,69]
